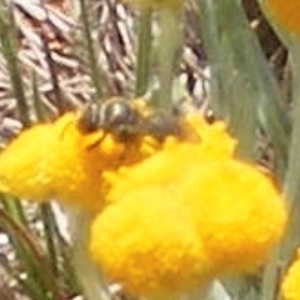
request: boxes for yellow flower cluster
[0,102,287,297]
[90,186,212,297]
[281,248,300,300]
[90,115,287,296]
[261,0,300,36]
[104,114,236,201]
[0,105,234,212]
[175,159,286,274]
[0,112,155,212]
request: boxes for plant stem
[68,209,111,300]
[262,40,300,300]
[197,0,290,167]
[135,8,152,97]
[0,3,30,127]
[154,8,183,111]
[41,204,60,277]
[79,0,102,98]
[0,198,58,299]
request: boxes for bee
[139,111,183,142]
[77,98,184,146]
[77,98,140,142]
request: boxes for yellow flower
[261,0,300,36]
[0,122,57,200]
[184,113,237,157]
[106,143,285,275]
[280,248,300,300]
[175,159,287,274]
[88,110,285,292]
[45,113,127,212]
[104,117,285,275]
[89,186,212,297]
[105,118,236,201]
[0,106,235,213]
[0,113,148,212]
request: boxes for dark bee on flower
[77,103,101,133]
[139,111,183,142]
[78,98,139,142]
[77,98,184,144]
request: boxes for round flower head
[261,0,300,36]
[174,159,287,275]
[89,186,211,297]
[0,113,150,212]
[46,113,127,211]
[105,118,236,201]
[0,122,57,200]
[0,106,234,213]
[280,248,300,300]
[184,113,237,156]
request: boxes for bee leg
[85,131,108,151]
[58,118,75,141]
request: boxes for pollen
[0,113,148,212]
[175,159,287,274]
[105,142,286,275]
[105,118,236,201]
[0,122,57,200]
[89,186,212,297]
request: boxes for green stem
[281,41,300,274]
[32,71,47,122]
[1,195,28,226]
[0,202,57,299]
[0,3,30,127]
[0,204,44,266]
[261,245,281,300]
[262,41,300,300]
[154,8,183,111]
[79,0,102,98]
[135,9,152,97]
[197,0,290,167]
[68,209,111,300]
[40,204,60,277]
[40,30,67,115]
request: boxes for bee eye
[77,104,101,133]
[101,101,138,128]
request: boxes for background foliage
[0,0,293,299]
